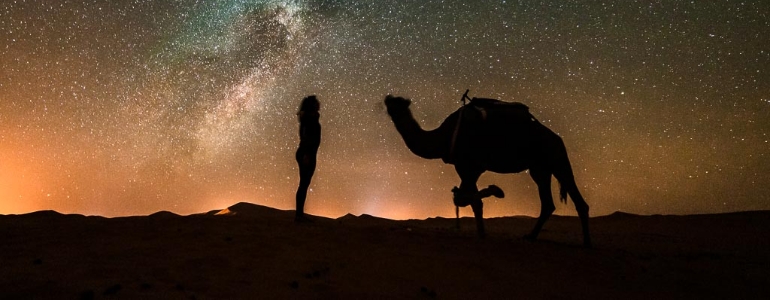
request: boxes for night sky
[1,0,768,219]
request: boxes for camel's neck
[388,108,449,160]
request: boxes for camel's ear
[384,95,411,106]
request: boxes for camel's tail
[558,183,568,204]
[555,147,576,205]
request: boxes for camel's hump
[469,97,529,110]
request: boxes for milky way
[1,0,768,219]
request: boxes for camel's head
[384,95,412,117]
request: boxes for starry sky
[1,0,768,219]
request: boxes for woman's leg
[295,158,316,219]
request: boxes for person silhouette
[294,95,321,223]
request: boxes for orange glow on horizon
[0,154,45,214]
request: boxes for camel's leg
[525,169,555,242]
[455,206,460,230]
[555,171,592,248]
[471,200,485,238]
[455,165,485,237]
[569,186,591,248]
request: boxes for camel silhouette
[384,94,591,247]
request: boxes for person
[294,95,321,223]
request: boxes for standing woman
[295,95,321,222]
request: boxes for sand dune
[1,202,768,299]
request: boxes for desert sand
[1,202,768,299]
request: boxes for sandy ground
[1,202,768,299]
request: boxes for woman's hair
[297,95,320,114]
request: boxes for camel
[384,94,591,247]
